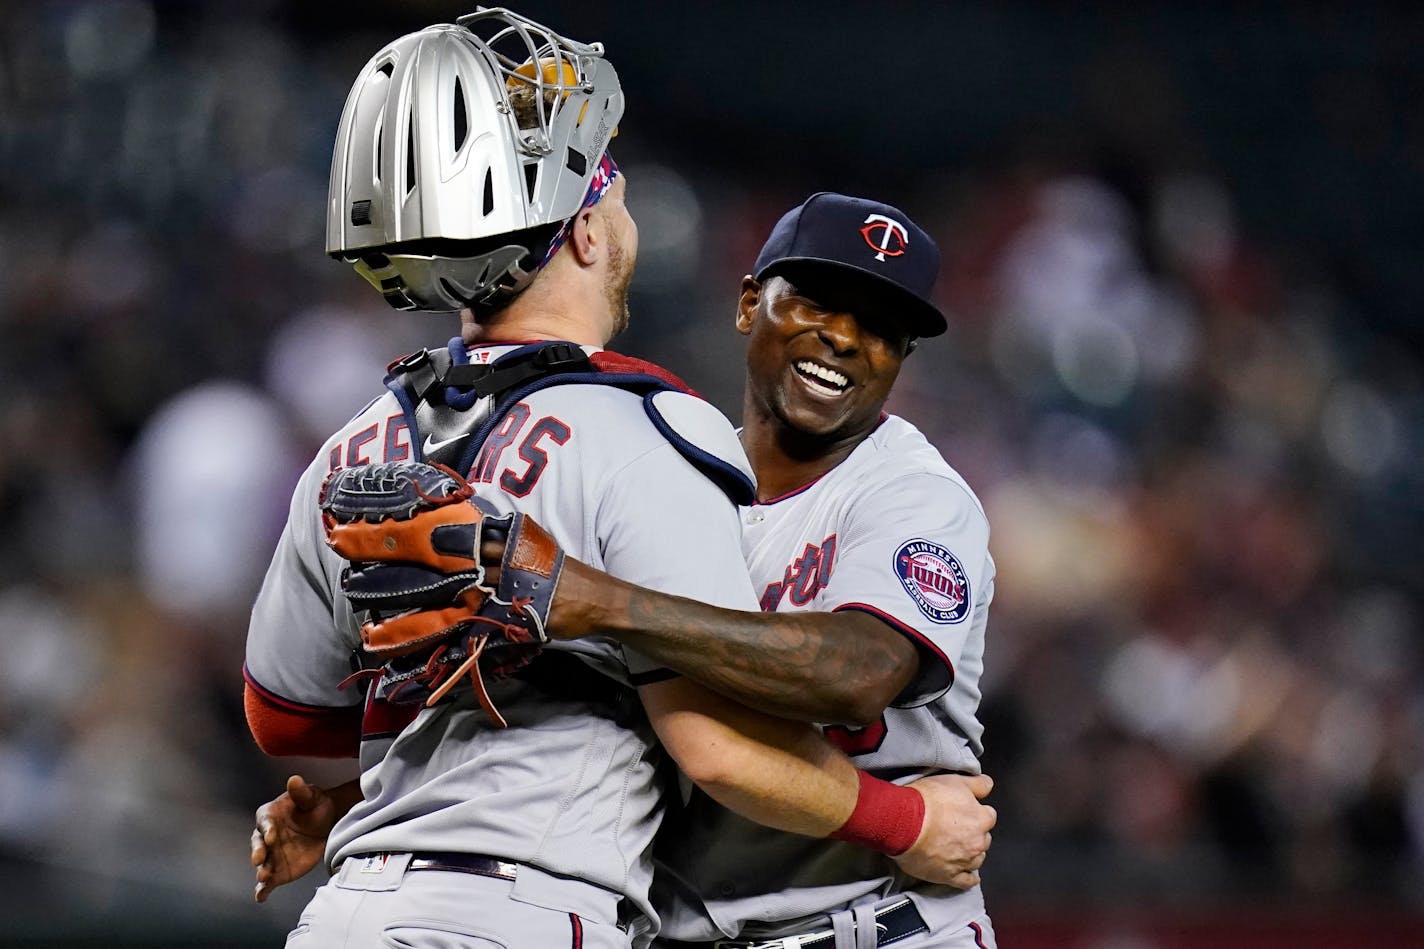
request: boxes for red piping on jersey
[569,913,583,948]
[751,415,893,506]
[243,666,362,758]
[754,470,832,505]
[969,920,989,948]
[243,665,350,713]
[832,602,955,689]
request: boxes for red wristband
[829,770,925,856]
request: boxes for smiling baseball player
[661,193,996,949]
[652,196,998,948]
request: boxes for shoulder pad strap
[643,390,756,506]
[444,343,592,397]
[383,347,451,404]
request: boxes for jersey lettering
[467,403,575,496]
[327,414,415,471]
[382,415,412,462]
[501,416,572,498]
[759,534,837,611]
[346,424,379,467]
[823,716,888,756]
[472,404,531,483]
[789,535,836,606]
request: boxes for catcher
[244,11,993,949]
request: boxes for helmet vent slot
[453,77,468,152]
[439,278,467,304]
[523,162,539,200]
[377,62,394,78]
[482,168,495,216]
[565,148,586,177]
[405,119,416,194]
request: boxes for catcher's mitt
[320,461,564,726]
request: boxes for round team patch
[894,539,971,624]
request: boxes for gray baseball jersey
[245,342,761,943]
[654,414,995,942]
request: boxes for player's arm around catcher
[252,653,991,901]
[547,558,919,725]
[456,540,996,882]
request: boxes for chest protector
[383,339,755,506]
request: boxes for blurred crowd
[0,0,1420,939]
[917,169,1423,909]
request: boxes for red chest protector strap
[383,340,755,505]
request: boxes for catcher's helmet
[327,7,623,312]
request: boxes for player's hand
[479,537,506,585]
[480,538,604,642]
[893,773,996,889]
[250,774,341,903]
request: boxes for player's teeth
[795,361,848,389]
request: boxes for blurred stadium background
[1,1,1421,946]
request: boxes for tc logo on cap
[860,213,909,262]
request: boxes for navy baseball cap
[753,192,947,337]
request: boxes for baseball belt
[710,897,928,949]
[404,851,520,881]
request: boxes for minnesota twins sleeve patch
[894,539,971,624]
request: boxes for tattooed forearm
[611,583,917,725]
[545,556,918,723]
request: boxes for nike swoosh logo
[423,432,467,455]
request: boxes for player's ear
[566,207,600,265]
[735,276,760,335]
